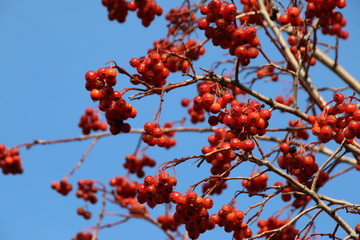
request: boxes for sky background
[0,1,360,240]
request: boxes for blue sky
[1,1,359,240]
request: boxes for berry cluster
[165,7,196,35]
[308,93,360,143]
[280,184,312,208]
[123,154,156,178]
[288,119,309,140]
[76,207,92,220]
[183,98,205,124]
[127,198,149,215]
[239,0,271,25]
[141,122,177,148]
[71,232,95,240]
[85,67,137,135]
[136,172,177,208]
[202,128,235,176]
[0,145,23,175]
[109,176,148,214]
[305,0,348,39]
[258,216,299,240]
[109,176,138,199]
[148,38,206,73]
[287,35,317,66]
[101,0,163,26]
[216,204,253,240]
[277,1,348,39]
[198,0,261,66]
[241,172,268,193]
[170,191,215,239]
[76,179,98,204]
[183,81,244,124]
[278,6,304,27]
[157,214,181,232]
[189,81,272,140]
[78,108,107,135]
[219,99,271,139]
[51,179,72,196]
[129,52,170,87]
[277,145,318,180]
[202,178,228,195]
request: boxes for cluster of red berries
[165,7,196,35]
[277,145,319,181]
[278,6,304,27]
[123,154,156,178]
[239,0,272,25]
[239,0,259,23]
[51,179,72,196]
[182,81,244,124]
[78,108,107,135]
[242,172,268,193]
[0,145,23,175]
[148,38,206,73]
[109,176,138,199]
[141,122,177,148]
[157,214,181,232]
[76,207,92,220]
[126,198,149,215]
[169,191,215,239]
[71,232,95,240]
[181,97,205,124]
[198,0,260,66]
[288,119,309,140]
[202,128,235,176]
[101,0,162,26]
[75,179,98,204]
[305,0,348,39]
[277,2,348,39]
[217,99,271,139]
[85,67,137,135]
[256,65,278,81]
[258,216,299,240]
[215,204,253,240]
[202,178,228,195]
[287,35,317,66]
[277,182,311,208]
[109,176,148,214]
[190,81,272,140]
[191,81,220,116]
[308,93,360,143]
[129,52,170,87]
[136,172,177,208]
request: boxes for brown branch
[249,205,318,240]
[256,0,327,109]
[249,156,358,239]
[66,137,99,179]
[310,140,345,191]
[257,135,359,164]
[92,182,107,240]
[18,127,216,149]
[197,71,309,120]
[313,47,360,94]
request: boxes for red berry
[241,139,255,152]
[333,93,345,104]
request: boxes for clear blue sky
[1,1,359,240]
